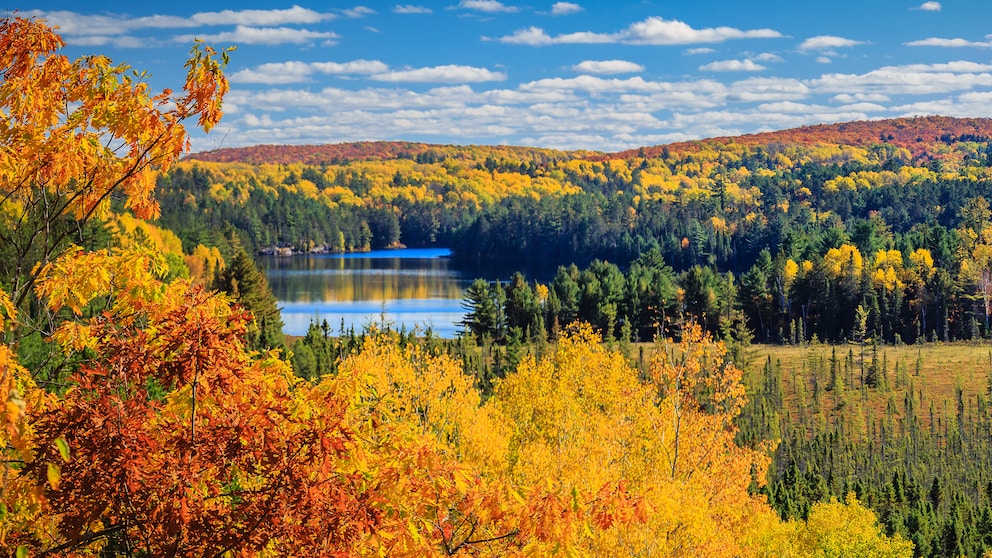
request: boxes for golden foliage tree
[0,16,231,336]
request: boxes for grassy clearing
[750,342,990,396]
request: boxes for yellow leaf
[47,462,61,489]
[509,487,526,505]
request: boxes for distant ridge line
[187,116,992,165]
[605,116,992,160]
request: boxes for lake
[261,248,474,338]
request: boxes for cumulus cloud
[754,53,784,62]
[551,2,583,15]
[831,93,891,103]
[341,6,376,18]
[191,5,334,26]
[498,26,613,45]
[572,60,644,74]
[231,61,315,84]
[914,1,941,11]
[906,37,992,48]
[799,35,865,51]
[457,0,519,13]
[179,4,992,156]
[23,10,190,37]
[174,26,340,46]
[394,4,432,13]
[230,60,390,84]
[816,56,833,64]
[622,17,781,45]
[499,17,781,46]
[24,7,341,48]
[520,75,665,93]
[499,27,556,45]
[728,77,809,102]
[810,61,992,96]
[700,59,766,72]
[371,65,507,83]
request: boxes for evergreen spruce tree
[215,245,285,351]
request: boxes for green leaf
[55,437,70,462]
[16,545,28,558]
[0,501,7,521]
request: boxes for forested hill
[606,116,992,160]
[163,116,992,269]
[187,116,992,165]
[186,140,586,166]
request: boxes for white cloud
[191,6,334,26]
[700,59,766,72]
[394,4,432,13]
[816,56,833,64]
[811,61,992,96]
[174,26,340,46]
[757,101,831,114]
[499,17,782,46]
[551,2,583,15]
[835,102,889,113]
[728,77,809,102]
[754,53,784,62]
[371,65,507,83]
[572,60,644,74]
[457,0,519,13]
[231,60,390,84]
[914,1,941,11]
[312,60,391,74]
[617,91,724,111]
[24,10,191,36]
[621,17,782,45]
[685,47,715,55]
[832,93,890,103]
[24,7,340,48]
[897,61,992,72]
[799,35,865,51]
[906,37,992,48]
[230,61,315,84]
[520,75,664,93]
[556,31,616,44]
[216,68,834,151]
[342,6,376,18]
[499,26,555,45]
[29,7,337,38]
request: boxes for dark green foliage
[215,245,285,351]
[741,352,992,558]
[460,278,499,341]
[155,165,425,254]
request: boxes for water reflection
[261,249,472,337]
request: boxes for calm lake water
[261,248,474,338]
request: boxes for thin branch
[39,523,127,556]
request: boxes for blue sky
[18,1,992,153]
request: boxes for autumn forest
[5,16,992,557]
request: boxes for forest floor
[751,342,991,393]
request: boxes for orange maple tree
[22,251,377,555]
